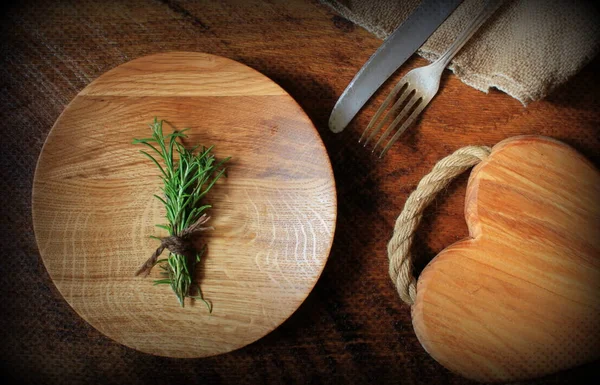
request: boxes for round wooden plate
[32,52,336,358]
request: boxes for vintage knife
[329,0,464,133]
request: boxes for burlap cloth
[321,0,600,105]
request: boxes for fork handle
[436,0,504,69]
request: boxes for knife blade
[328,0,464,133]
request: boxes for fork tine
[359,80,408,144]
[364,86,413,146]
[378,99,429,158]
[372,93,420,154]
[363,85,412,147]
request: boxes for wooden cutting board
[32,52,336,358]
[412,136,600,381]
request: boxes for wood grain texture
[2,0,600,384]
[412,136,600,382]
[31,52,336,358]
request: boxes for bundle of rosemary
[133,118,229,310]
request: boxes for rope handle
[387,146,492,305]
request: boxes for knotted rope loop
[135,214,213,277]
[388,146,492,305]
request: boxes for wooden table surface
[1,1,598,384]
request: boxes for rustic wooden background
[1,1,598,384]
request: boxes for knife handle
[437,0,505,69]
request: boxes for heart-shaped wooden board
[412,136,600,382]
[32,52,336,358]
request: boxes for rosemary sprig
[133,118,229,309]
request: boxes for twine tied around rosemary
[387,145,492,305]
[135,214,213,278]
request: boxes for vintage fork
[360,0,504,158]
